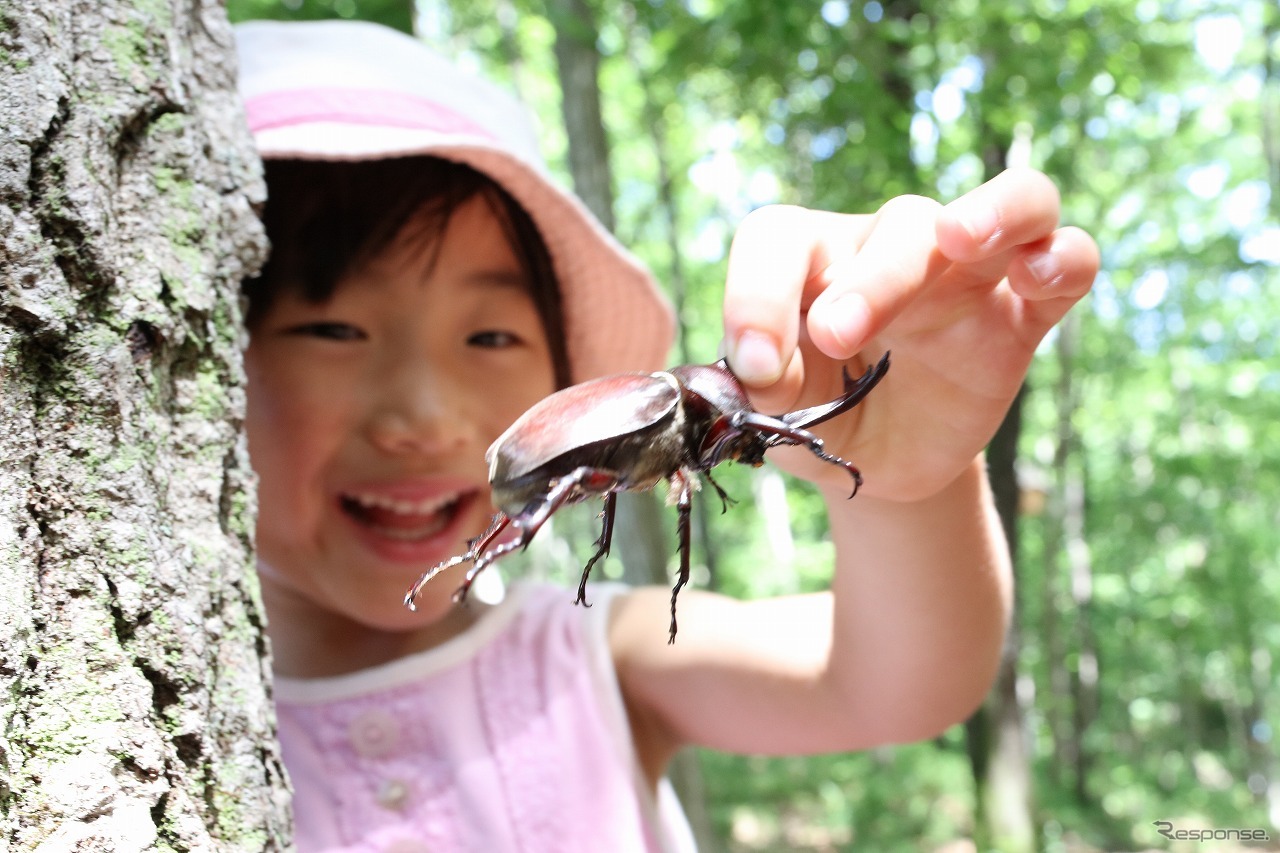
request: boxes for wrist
[818,453,991,517]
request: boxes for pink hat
[234,19,674,381]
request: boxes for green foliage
[234,0,1280,847]
[698,731,977,850]
[226,0,412,32]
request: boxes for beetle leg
[404,513,512,610]
[575,492,617,608]
[702,470,736,513]
[736,412,864,498]
[452,526,533,603]
[457,546,510,603]
[668,471,695,644]
[454,466,618,602]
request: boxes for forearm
[820,454,1011,743]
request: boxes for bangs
[245,156,570,388]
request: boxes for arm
[610,169,1098,773]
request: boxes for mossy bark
[0,0,290,849]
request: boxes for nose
[364,357,475,457]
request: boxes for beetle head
[668,361,771,470]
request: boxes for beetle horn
[781,351,890,431]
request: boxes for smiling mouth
[340,490,471,541]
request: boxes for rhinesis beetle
[405,351,891,643]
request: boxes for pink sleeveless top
[274,583,697,852]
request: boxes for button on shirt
[274,583,696,853]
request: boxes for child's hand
[722,168,1099,502]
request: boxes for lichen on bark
[0,1,290,849]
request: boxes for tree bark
[0,0,289,848]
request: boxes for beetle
[405,351,890,643]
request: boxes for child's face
[244,196,557,637]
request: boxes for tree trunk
[1055,311,1097,805]
[547,1,716,847]
[548,0,671,593]
[961,116,1037,848]
[968,385,1037,852]
[550,0,614,232]
[1039,308,1095,800]
[618,2,724,590]
[0,1,289,848]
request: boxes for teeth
[376,522,448,541]
[344,491,462,516]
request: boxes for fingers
[1006,225,1099,332]
[936,167,1062,264]
[721,169,1097,397]
[723,205,869,387]
[723,198,952,387]
[721,206,808,385]
[805,195,952,360]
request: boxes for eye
[467,330,522,349]
[286,322,368,341]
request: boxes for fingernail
[955,201,1000,246]
[1024,250,1063,286]
[821,292,871,353]
[728,330,782,384]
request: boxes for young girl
[235,19,1098,852]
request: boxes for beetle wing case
[487,372,682,481]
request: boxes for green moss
[0,47,31,71]
[148,111,187,137]
[188,365,231,420]
[24,687,127,756]
[154,169,202,246]
[210,297,245,349]
[212,768,271,848]
[102,23,153,84]
[152,163,214,302]
[100,0,175,89]
[132,0,173,31]
[152,165,190,198]
[223,489,254,540]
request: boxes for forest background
[233,1,1279,850]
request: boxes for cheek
[244,356,345,510]
[478,370,557,444]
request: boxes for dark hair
[245,156,572,388]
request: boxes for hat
[234,19,674,382]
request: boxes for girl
[235,19,1098,852]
